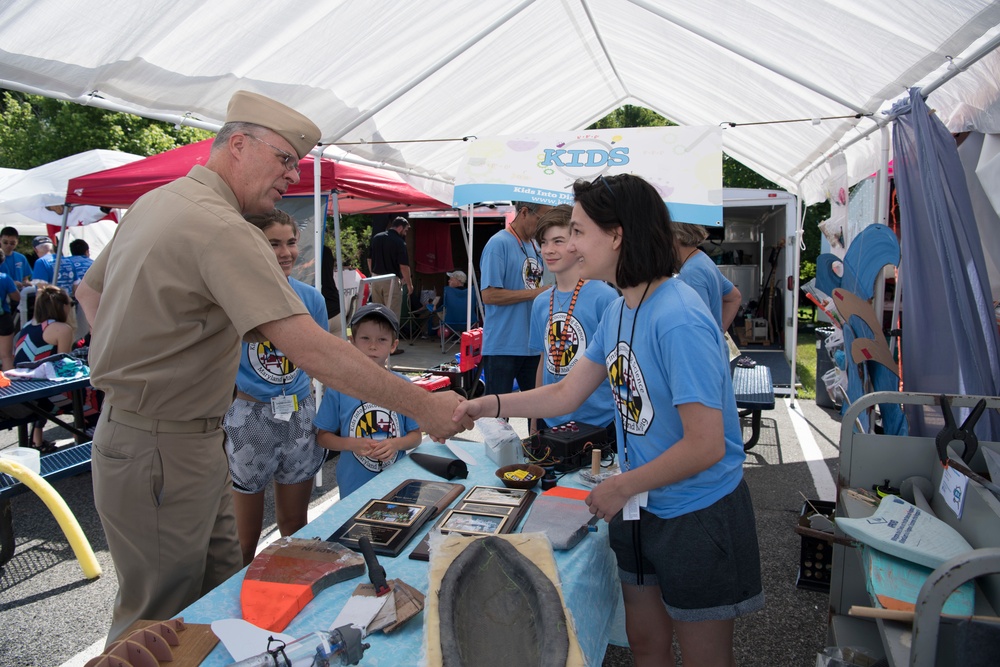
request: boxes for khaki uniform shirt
[84,165,308,421]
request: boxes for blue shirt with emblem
[32,253,56,284]
[584,278,745,519]
[313,371,421,499]
[234,277,328,400]
[2,251,31,283]
[480,228,544,356]
[529,279,618,427]
[676,250,734,330]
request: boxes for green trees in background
[0,91,213,168]
[325,214,370,271]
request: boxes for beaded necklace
[547,278,584,373]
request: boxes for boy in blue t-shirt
[528,205,617,431]
[314,303,421,499]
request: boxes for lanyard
[508,226,536,261]
[614,281,651,471]
[508,227,543,284]
[548,279,584,373]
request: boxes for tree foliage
[325,214,371,270]
[588,104,674,130]
[0,91,212,169]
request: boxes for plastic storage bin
[797,499,835,592]
[815,327,838,408]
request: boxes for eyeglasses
[596,175,616,198]
[245,134,300,174]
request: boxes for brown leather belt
[106,405,222,434]
[235,390,266,404]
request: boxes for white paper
[836,495,973,570]
[623,494,640,521]
[938,465,969,519]
[329,593,391,637]
[211,618,296,662]
[445,440,478,466]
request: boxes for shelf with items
[828,391,1000,667]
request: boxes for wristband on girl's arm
[495,394,501,418]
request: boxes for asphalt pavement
[0,337,844,666]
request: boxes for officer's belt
[106,405,222,434]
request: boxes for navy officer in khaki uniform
[77,90,474,643]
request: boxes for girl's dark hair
[34,284,72,323]
[572,174,677,288]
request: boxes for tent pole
[332,193,348,340]
[627,0,868,115]
[52,206,70,281]
[466,205,474,331]
[796,32,1000,192]
[327,0,538,141]
[313,147,323,296]
[876,126,891,226]
[788,190,803,404]
[0,80,219,133]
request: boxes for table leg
[0,498,14,567]
[740,409,762,451]
[71,388,85,444]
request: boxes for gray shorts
[223,395,324,493]
[609,479,765,622]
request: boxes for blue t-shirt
[0,272,16,314]
[31,253,55,284]
[56,255,94,293]
[529,279,618,427]
[584,278,745,519]
[2,251,31,283]
[234,278,328,400]
[480,228,544,356]
[313,370,421,499]
[676,250,734,330]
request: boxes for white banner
[453,126,723,226]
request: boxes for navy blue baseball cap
[350,302,400,334]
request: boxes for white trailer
[718,188,800,396]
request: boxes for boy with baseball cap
[314,303,422,498]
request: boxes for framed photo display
[409,485,536,561]
[440,509,508,536]
[328,479,465,557]
[356,500,422,526]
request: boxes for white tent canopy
[0,149,143,234]
[0,1,998,205]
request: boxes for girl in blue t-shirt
[454,174,763,666]
[222,209,328,566]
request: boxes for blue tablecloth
[182,439,623,666]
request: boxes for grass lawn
[795,325,818,401]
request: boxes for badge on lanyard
[271,394,298,422]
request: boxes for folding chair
[438,286,476,353]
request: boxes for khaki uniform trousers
[369,278,402,321]
[92,407,242,643]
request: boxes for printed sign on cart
[453,126,723,227]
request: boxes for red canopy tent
[64,138,446,214]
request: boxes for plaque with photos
[356,500,423,527]
[328,479,465,557]
[409,485,536,561]
[439,509,508,536]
